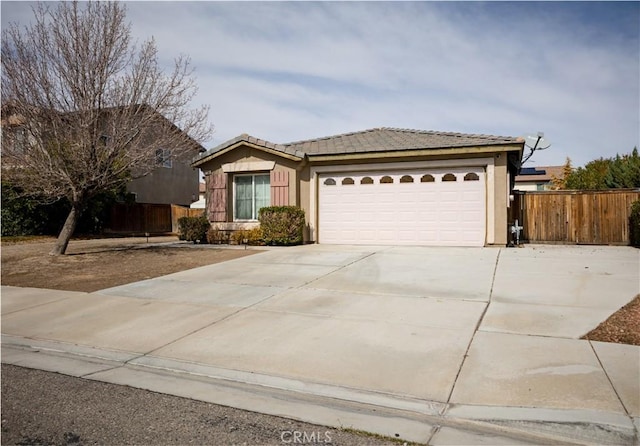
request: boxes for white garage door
[318,168,486,246]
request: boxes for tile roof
[193,127,522,166]
[283,127,522,156]
[194,133,305,165]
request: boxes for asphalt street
[1,365,403,446]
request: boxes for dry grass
[1,236,257,292]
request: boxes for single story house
[514,165,564,191]
[192,127,524,246]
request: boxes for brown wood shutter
[270,171,289,206]
[207,173,227,222]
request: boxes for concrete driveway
[2,244,639,444]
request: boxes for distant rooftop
[516,165,565,182]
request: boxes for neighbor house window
[14,127,29,153]
[6,126,30,155]
[155,148,172,168]
[234,174,270,220]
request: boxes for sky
[2,1,639,167]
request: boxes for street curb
[2,335,637,445]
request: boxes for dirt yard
[1,236,638,345]
[1,236,258,292]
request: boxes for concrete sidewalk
[2,245,639,445]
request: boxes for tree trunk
[49,203,82,256]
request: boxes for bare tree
[1,1,212,255]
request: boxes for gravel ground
[1,365,407,446]
[582,294,640,346]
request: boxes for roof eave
[192,140,303,168]
[306,143,524,163]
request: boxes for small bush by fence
[630,200,640,247]
[172,205,204,233]
[177,215,210,243]
[108,203,203,235]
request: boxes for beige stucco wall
[492,153,509,246]
[513,182,553,191]
[198,145,301,231]
[196,143,521,246]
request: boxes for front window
[234,174,270,220]
[155,148,172,168]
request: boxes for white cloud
[3,1,638,167]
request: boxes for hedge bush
[1,182,119,236]
[258,206,305,246]
[206,228,228,244]
[178,216,210,243]
[630,200,640,247]
[230,227,264,245]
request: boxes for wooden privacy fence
[510,189,640,245]
[171,204,204,233]
[109,203,204,234]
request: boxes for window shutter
[207,173,227,222]
[270,171,289,206]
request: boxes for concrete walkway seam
[588,340,638,437]
[441,248,502,411]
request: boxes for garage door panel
[440,229,460,242]
[462,190,482,200]
[441,191,460,201]
[319,168,485,246]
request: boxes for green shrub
[630,200,640,247]
[1,182,120,236]
[178,216,210,243]
[258,206,305,246]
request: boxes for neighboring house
[126,145,203,206]
[1,104,205,207]
[514,165,565,191]
[192,127,524,247]
[190,182,206,209]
